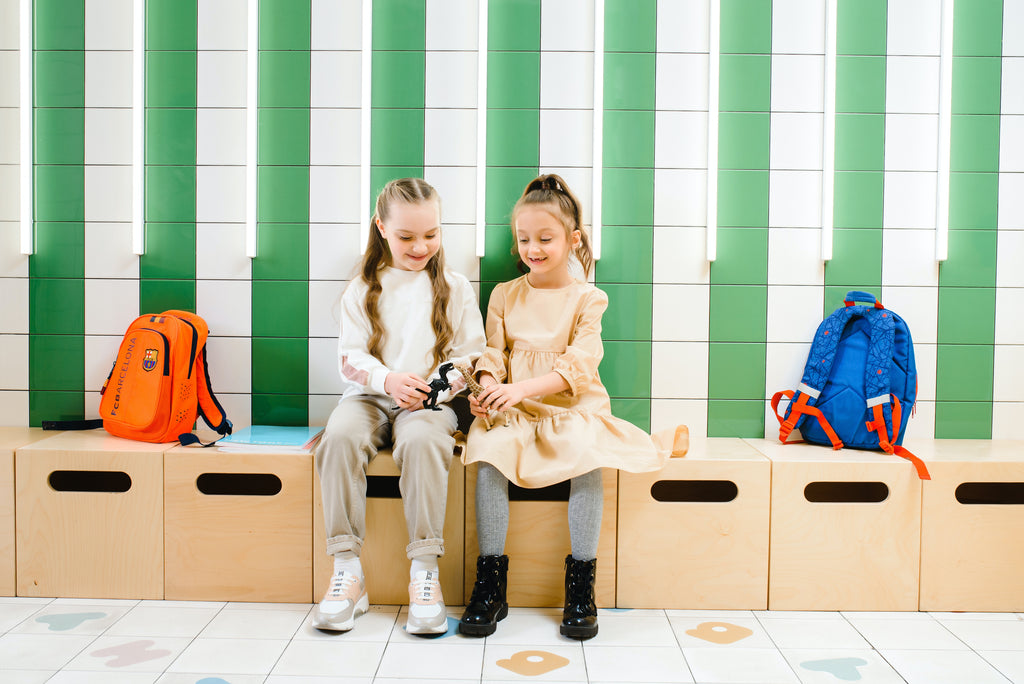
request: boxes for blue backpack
[771,291,929,480]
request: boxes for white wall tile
[770,113,823,170]
[656,0,709,53]
[652,398,707,436]
[424,108,478,167]
[1000,115,1024,172]
[992,401,1024,439]
[887,0,941,56]
[653,225,710,284]
[425,51,477,109]
[882,229,939,286]
[540,166,592,225]
[0,108,18,164]
[309,165,360,224]
[655,111,708,169]
[309,393,340,427]
[0,165,18,221]
[0,334,27,389]
[656,53,709,111]
[308,280,344,338]
[205,335,252,393]
[197,108,247,166]
[1003,58,1024,115]
[309,108,361,166]
[1003,0,1024,57]
[310,52,362,108]
[83,334,120,393]
[881,286,938,345]
[767,227,824,286]
[215,392,251,429]
[540,52,593,109]
[541,0,593,51]
[85,279,138,336]
[539,109,592,168]
[0,52,18,106]
[769,170,822,228]
[883,171,937,229]
[311,0,361,50]
[998,172,1024,228]
[85,223,138,279]
[441,223,479,281]
[911,342,936,402]
[85,108,132,165]
[884,114,939,172]
[0,0,18,49]
[770,55,824,113]
[765,342,811,398]
[85,51,132,107]
[0,223,27,277]
[196,223,251,280]
[425,0,477,51]
[196,51,247,108]
[767,286,824,343]
[84,165,132,222]
[308,223,361,281]
[652,284,709,341]
[992,345,1024,402]
[652,341,709,399]
[85,0,132,50]
[196,279,251,337]
[0,391,28,426]
[197,0,248,50]
[196,166,246,223]
[653,169,706,227]
[886,57,940,114]
[995,287,1024,344]
[906,399,934,440]
[309,336,346,394]
[771,0,825,55]
[997,230,1024,287]
[423,166,477,225]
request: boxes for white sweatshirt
[336,266,485,402]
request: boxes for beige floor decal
[497,650,571,676]
[685,621,754,644]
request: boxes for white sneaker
[406,569,448,635]
[312,571,368,632]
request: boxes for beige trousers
[315,394,457,560]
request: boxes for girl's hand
[384,372,432,411]
[468,393,489,419]
[476,382,528,413]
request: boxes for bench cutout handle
[650,480,738,503]
[955,482,1024,505]
[804,481,889,503]
[49,471,132,493]
[196,473,282,496]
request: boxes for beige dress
[462,275,669,488]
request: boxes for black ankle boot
[560,555,598,639]
[459,554,509,636]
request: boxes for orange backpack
[91,310,232,444]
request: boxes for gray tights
[475,462,603,561]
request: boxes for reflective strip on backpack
[866,394,890,407]
[797,383,821,399]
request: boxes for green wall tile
[34,0,84,49]
[939,231,997,287]
[488,0,540,51]
[140,279,196,313]
[34,165,85,222]
[951,115,1000,173]
[252,338,308,394]
[833,171,883,228]
[34,51,85,108]
[934,402,992,438]
[258,109,311,165]
[595,226,653,283]
[146,0,197,50]
[603,110,654,168]
[825,229,882,287]
[146,109,197,165]
[835,56,886,113]
[952,57,1002,115]
[29,279,84,335]
[258,51,312,107]
[257,166,310,222]
[603,52,656,110]
[949,173,998,230]
[708,343,766,400]
[837,0,887,55]
[709,285,767,342]
[481,224,522,282]
[717,170,768,228]
[372,51,426,108]
[708,399,765,437]
[487,109,539,166]
[486,167,537,225]
[29,336,84,391]
[835,114,884,171]
[145,166,197,222]
[487,52,540,109]
[34,108,84,165]
[602,284,653,341]
[254,224,310,280]
[720,0,772,54]
[140,224,197,280]
[719,55,771,112]
[600,341,651,398]
[718,112,770,170]
[610,398,651,432]
[711,227,768,285]
[145,52,197,108]
[605,0,656,52]
[371,109,425,167]
[602,168,654,226]
[30,391,85,426]
[935,344,994,401]
[260,0,311,50]
[937,288,995,344]
[373,0,425,51]
[252,394,309,426]
[953,0,1004,57]
[30,223,85,279]
[252,281,309,338]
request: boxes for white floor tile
[937,619,1024,651]
[481,609,576,647]
[0,671,55,684]
[586,613,679,648]
[0,598,45,632]
[48,671,160,683]
[757,617,871,649]
[198,607,309,640]
[377,641,486,679]
[844,616,968,650]
[271,639,386,677]
[683,647,800,683]
[105,604,221,638]
[781,648,905,684]
[881,648,1012,684]
[583,645,694,683]
[979,650,1024,683]
[165,637,288,675]
[0,633,97,670]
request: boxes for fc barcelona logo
[142,348,159,372]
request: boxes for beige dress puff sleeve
[462,275,674,488]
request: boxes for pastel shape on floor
[35,612,107,631]
[685,621,754,644]
[497,649,571,676]
[90,639,173,667]
[801,657,868,681]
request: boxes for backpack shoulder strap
[194,347,231,435]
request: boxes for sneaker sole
[312,593,369,632]
[406,618,450,636]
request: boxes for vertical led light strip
[132,0,145,254]
[591,0,604,260]
[705,0,720,262]
[19,0,32,254]
[475,0,488,257]
[821,0,837,261]
[935,0,954,262]
[358,0,373,251]
[245,0,258,257]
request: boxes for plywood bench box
[617,437,770,610]
[916,439,1024,612]
[15,430,169,599]
[0,428,51,596]
[164,446,313,603]
[750,438,922,611]
[314,447,465,606]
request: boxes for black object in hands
[420,362,455,411]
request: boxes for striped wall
[1,0,1023,441]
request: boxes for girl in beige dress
[458,174,669,640]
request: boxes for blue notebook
[217,425,325,452]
